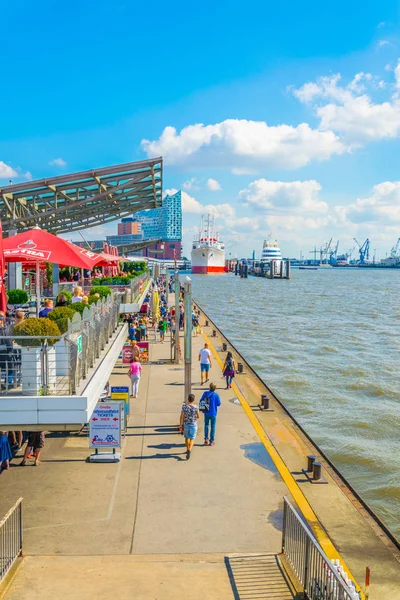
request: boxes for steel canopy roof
[0,158,163,235]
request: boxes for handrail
[282,497,361,599]
[0,498,23,582]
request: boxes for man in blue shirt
[39,298,53,318]
[200,382,221,446]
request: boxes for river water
[190,269,400,538]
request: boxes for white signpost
[89,401,122,463]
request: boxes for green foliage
[7,289,28,305]
[47,307,75,333]
[57,290,72,303]
[91,271,148,285]
[89,286,112,298]
[69,302,86,315]
[121,261,147,274]
[14,318,61,346]
[45,263,53,286]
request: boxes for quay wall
[193,299,400,554]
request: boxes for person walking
[128,356,142,398]
[199,382,221,446]
[179,393,199,460]
[0,431,12,473]
[199,342,212,385]
[20,432,45,466]
[223,351,236,389]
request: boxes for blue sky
[1,1,400,258]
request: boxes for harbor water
[191,269,400,538]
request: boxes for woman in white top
[72,286,83,303]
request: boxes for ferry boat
[260,238,283,274]
[191,215,225,274]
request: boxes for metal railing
[282,497,361,599]
[0,498,23,583]
[0,296,120,396]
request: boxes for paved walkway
[0,330,294,599]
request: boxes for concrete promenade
[0,330,295,599]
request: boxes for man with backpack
[199,382,221,446]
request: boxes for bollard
[237,362,243,373]
[205,320,209,327]
[312,461,322,481]
[222,342,227,351]
[261,394,269,410]
[212,330,217,337]
[307,455,316,472]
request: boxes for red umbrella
[3,227,100,316]
[0,221,7,313]
[4,227,97,269]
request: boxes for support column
[184,276,192,401]
[174,270,180,364]
[7,229,22,290]
[52,264,60,298]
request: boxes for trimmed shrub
[57,290,72,303]
[48,307,75,334]
[14,318,61,347]
[7,289,28,305]
[89,286,112,298]
[69,302,86,315]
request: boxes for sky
[2,1,400,260]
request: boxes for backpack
[199,391,211,413]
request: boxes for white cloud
[394,59,400,89]
[378,40,389,48]
[181,191,203,213]
[341,181,400,224]
[24,171,33,181]
[294,69,400,145]
[49,157,66,167]
[207,178,221,191]
[240,179,327,214]
[141,119,346,172]
[0,161,17,180]
[182,177,199,191]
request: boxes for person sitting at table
[39,299,53,318]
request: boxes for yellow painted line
[203,331,364,598]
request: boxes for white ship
[261,238,282,274]
[191,215,226,274]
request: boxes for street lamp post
[184,276,192,400]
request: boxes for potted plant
[14,318,60,395]
[48,307,75,376]
[7,289,29,307]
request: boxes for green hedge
[14,318,61,346]
[69,302,86,315]
[88,286,112,298]
[7,289,28,305]
[56,290,72,303]
[48,307,76,334]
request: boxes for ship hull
[191,246,225,275]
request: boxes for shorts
[183,425,198,440]
[200,363,210,372]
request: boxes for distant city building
[118,218,141,236]
[106,233,143,247]
[136,190,182,242]
[74,240,105,251]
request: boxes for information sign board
[111,386,130,416]
[89,402,121,449]
[76,334,83,356]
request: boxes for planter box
[21,346,56,395]
[55,338,70,377]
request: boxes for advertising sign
[122,344,133,364]
[89,402,122,449]
[122,342,149,363]
[111,386,130,417]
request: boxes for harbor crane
[329,240,339,264]
[390,238,400,258]
[353,238,370,264]
[320,238,333,264]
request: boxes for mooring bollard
[237,362,243,373]
[261,394,269,410]
[313,461,322,481]
[212,330,217,337]
[307,455,316,472]
[205,320,209,327]
[222,342,227,351]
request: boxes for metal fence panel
[281,497,360,599]
[0,498,23,582]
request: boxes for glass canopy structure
[0,158,163,235]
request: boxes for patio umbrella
[4,226,101,316]
[0,221,7,313]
